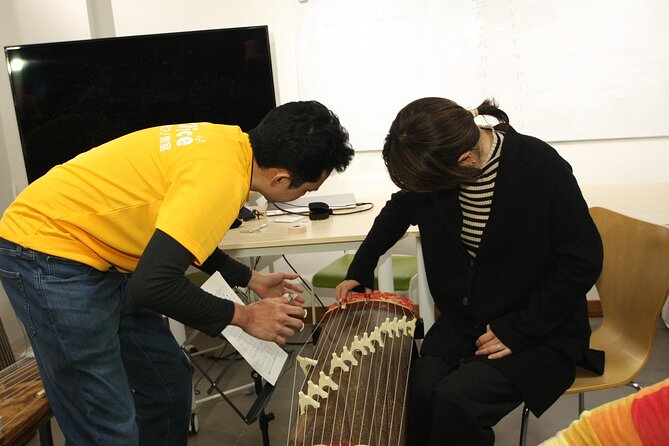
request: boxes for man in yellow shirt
[0,100,354,445]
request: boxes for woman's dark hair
[248,101,354,187]
[382,97,509,191]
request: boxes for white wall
[1,0,668,355]
[294,0,669,147]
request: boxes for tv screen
[5,26,276,182]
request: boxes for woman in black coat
[336,97,604,445]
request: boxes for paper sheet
[200,272,287,385]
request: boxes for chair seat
[566,328,647,395]
[187,271,210,287]
[312,254,417,291]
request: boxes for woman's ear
[458,150,474,166]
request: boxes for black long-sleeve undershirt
[130,229,252,336]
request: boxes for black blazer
[347,128,604,415]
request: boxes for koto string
[303,305,334,446]
[324,301,357,446]
[396,337,414,446]
[1,357,40,395]
[318,302,352,446]
[317,302,355,446]
[289,295,351,446]
[0,357,44,428]
[360,300,389,446]
[287,293,416,446]
[287,310,327,446]
[289,305,344,446]
[388,303,407,446]
[334,301,365,444]
[365,303,386,446]
[347,301,375,446]
[336,299,372,444]
[395,305,414,446]
[378,304,397,446]
[389,303,405,446]
[357,301,390,446]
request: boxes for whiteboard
[294,0,669,149]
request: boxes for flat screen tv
[5,26,276,182]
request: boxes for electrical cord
[332,202,374,215]
[281,255,327,309]
[269,201,374,217]
[268,202,309,217]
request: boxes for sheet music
[200,272,287,385]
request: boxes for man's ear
[269,168,292,186]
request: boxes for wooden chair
[519,206,669,445]
[0,319,53,446]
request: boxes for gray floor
[185,318,669,446]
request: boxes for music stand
[184,344,293,446]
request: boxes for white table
[219,196,417,324]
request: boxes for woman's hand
[335,279,372,302]
[475,324,512,359]
[231,295,306,345]
[247,270,305,301]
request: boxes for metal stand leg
[253,371,275,446]
[519,405,530,446]
[38,419,54,446]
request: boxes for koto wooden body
[288,292,416,446]
[0,357,51,446]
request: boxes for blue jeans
[0,238,191,445]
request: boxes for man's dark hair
[248,101,354,187]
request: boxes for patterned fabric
[459,128,503,257]
[541,378,669,446]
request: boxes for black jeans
[407,355,523,446]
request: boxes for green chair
[312,253,417,297]
[187,271,210,287]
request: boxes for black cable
[268,201,374,217]
[269,202,310,217]
[332,202,374,215]
[281,255,327,309]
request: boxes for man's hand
[248,270,305,299]
[475,324,512,359]
[231,295,306,345]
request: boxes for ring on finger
[285,294,294,304]
[497,343,502,352]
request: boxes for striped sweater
[459,128,503,257]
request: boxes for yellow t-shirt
[0,123,252,272]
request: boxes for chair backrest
[0,316,17,369]
[590,207,669,364]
